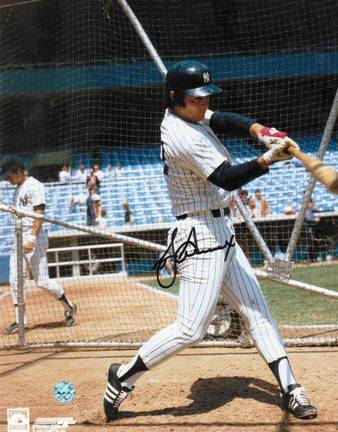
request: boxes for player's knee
[35,278,62,295]
[178,324,205,345]
[36,279,60,297]
[249,316,278,336]
[241,306,273,327]
[189,331,205,344]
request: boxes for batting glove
[283,137,300,151]
[258,127,288,149]
[262,140,293,164]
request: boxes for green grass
[143,264,338,325]
[260,265,338,324]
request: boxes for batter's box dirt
[0,347,337,432]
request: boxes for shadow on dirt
[121,375,280,418]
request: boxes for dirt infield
[0,346,337,432]
[1,275,337,431]
[0,277,177,347]
[1,274,337,349]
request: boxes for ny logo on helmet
[203,72,210,83]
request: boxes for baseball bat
[287,146,338,194]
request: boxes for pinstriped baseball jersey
[13,177,46,229]
[161,109,232,216]
[9,175,64,301]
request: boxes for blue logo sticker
[53,380,76,404]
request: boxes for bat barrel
[286,145,338,194]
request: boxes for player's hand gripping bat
[259,128,338,194]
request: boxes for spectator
[86,168,99,189]
[305,198,319,224]
[122,202,133,226]
[93,163,104,186]
[86,182,101,226]
[115,163,123,177]
[73,163,87,182]
[86,167,101,193]
[87,164,104,193]
[248,197,256,217]
[96,208,108,229]
[239,189,250,206]
[58,164,71,183]
[249,188,271,218]
[106,163,114,178]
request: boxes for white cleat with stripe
[281,384,317,419]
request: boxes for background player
[0,156,77,335]
[103,61,317,421]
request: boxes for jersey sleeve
[31,181,46,207]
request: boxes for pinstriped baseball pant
[139,213,286,367]
[9,228,64,305]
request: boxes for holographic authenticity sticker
[53,380,76,404]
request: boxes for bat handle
[286,145,299,157]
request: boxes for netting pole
[116,0,167,78]
[116,0,276,265]
[234,194,274,262]
[15,215,26,346]
[285,88,338,262]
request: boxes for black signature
[153,227,236,289]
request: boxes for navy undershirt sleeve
[209,112,257,136]
[208,159,269,191]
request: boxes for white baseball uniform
[105,65,315,421]
[137,108,287,367]
[9,176,64,306]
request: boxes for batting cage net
[0,0,337,349]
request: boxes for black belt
[176,208,230,220]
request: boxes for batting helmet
[166,60,223,99]
[0,156,25,180]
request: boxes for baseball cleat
[3,322,28,335]
[281,384,317,419]
[65,303,77,326]
[103,363,133,421]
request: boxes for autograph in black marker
[153,227,236,289]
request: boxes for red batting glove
[259,127,288,149]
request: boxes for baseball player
[103,61,317,420]
[0,157,77,334]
